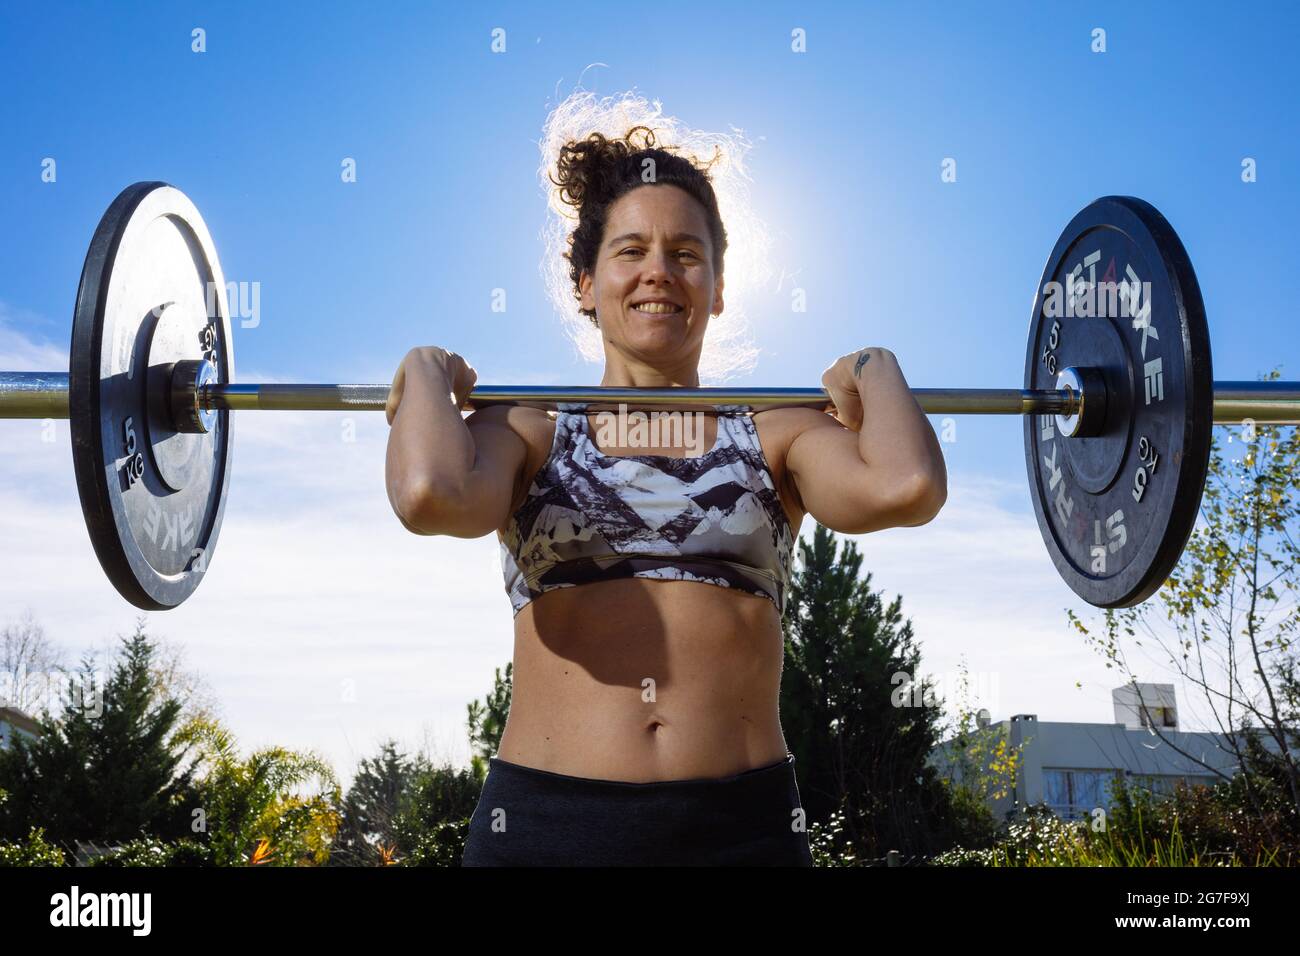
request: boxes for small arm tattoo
[853,350,871,378]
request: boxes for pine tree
[0,619,199,849]
[781,524,961,860]
[466,662,511,781]
[329,740,425,866]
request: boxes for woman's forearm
[855,348,948,500]
[385,355,476,522]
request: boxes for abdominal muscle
[496,575,790,783]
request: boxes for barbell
[1,182,1297,611]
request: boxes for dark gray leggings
[461,752,815,867]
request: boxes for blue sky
[1,1,1296,785]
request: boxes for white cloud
[0,301,68,370]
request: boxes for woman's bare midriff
[498,577,789,781]
[494,407,806,783]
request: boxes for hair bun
[550,125,660,212]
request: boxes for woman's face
[579,184,724,368]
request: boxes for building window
[1129,773,1215,799]
[1043,769,1122,819]
[1139,705,1176,729]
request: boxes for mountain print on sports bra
[498,406,796,616]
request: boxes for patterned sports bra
[498,405,797,617]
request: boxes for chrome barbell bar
[2,371,1298,423]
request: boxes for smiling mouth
[629,302,685,316]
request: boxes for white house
[0,705,41,751]
[929,684,1277,821]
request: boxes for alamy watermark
[588,404,712,457]
[1040,261,1152,321]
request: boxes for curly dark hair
[549,125,728,327]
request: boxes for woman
[384,125,947,866]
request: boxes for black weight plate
[69,183,235,609]
[1023,197,1212,608]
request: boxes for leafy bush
[932,771,1296,867]
[1105,770,1295,866]
[397,818,471,867]
[808,806,857,867]
[0,826,68,866]
[87,836,214,867]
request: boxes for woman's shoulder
[465,406,562,526]
[748,404,830,446]
[465,403,558,447]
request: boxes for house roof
[0,706,42,736]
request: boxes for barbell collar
[1053,366,1109,438]
[169,359,219,434]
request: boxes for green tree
[0,620,200,849]
[329,740,428,866]
[781,523,964,861]
[930,656,1021,850]
[391,762,483,866]
[466,663,511,782]
[332,665,506,866]
[171,715,341,866]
